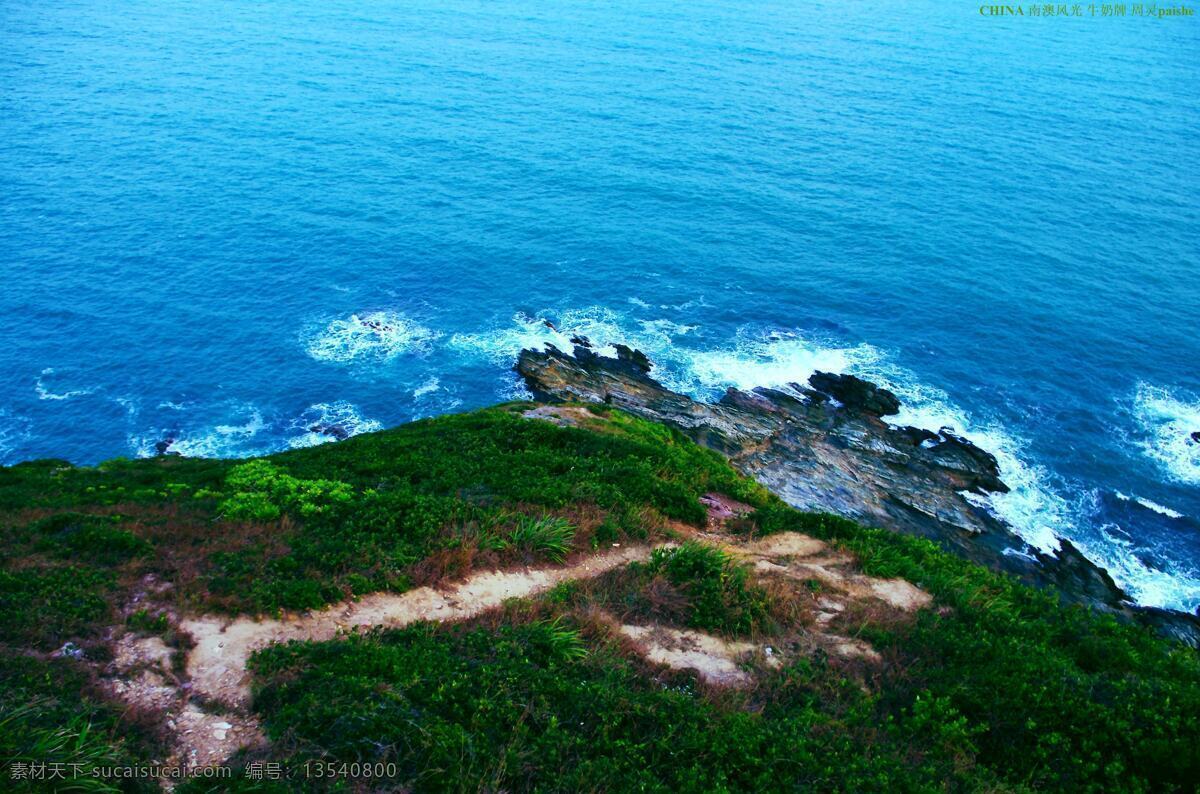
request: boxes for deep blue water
[2,0,1198,610]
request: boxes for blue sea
[2,0,1198,611]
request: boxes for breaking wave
[287,401,382,449]
[305,311,440,364]
[1115,491,1185,520]
[130,404,269,459]
[1131,383,1200,486]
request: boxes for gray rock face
[517,344,1200,646]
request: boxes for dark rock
[570,335,592,348]
[1191,431,1200,444]
[898,426,939,446]
[1040,540,1128,607]
[516,343,1200,647]
[154,438,180,457]
[808,371,901,416]
[925,430,1009,494]
[613,344,653,376]
[309,423,350,441]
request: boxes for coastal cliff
[517,340,1200,646]
[3,385,1200,790]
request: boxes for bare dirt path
[107,516,932,780]
[111,543,660,774]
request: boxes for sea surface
[2,0,1198,611]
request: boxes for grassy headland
[1,404,1197,792]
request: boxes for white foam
[131,404,269,459]
[639,319,697,338]
[670,331,881,398]
[828,370,1200,609]
[287,401,382,449]
[413,377,441,399]
[1076,526,1200,611]
[448,308,625,365]
[1131,383,1200,486]
[304,311,440,364]
[35,368,97,401]
[1136,498,1183,520]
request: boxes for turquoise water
[2,0,1198,611]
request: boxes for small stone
[213,730,227,740]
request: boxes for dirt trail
[106,501,932,778]
[181,543,656,712]
[610,528,928,687]
[618,624,758,687]
[109,544,658,777]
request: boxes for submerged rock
[516,343,1200,646]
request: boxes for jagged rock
[924,430,1008,494]
[516,344,1200,647]
[808,371,901,416]
[1191,431,1200,444]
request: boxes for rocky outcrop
[517,343,1200,646]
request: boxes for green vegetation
[244,618,939,793]
[1,403,1198,792]
[0,404,754,622]
[740,505,1200,791]
[621,541,776,636]
[0,654,160,793]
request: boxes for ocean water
[2,1,1198,611]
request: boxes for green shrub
[0,566,114,648]
[126,609,169,634]
[220,490,281,522]
[32,514,151,566]
[0,654,159,793]
[641,541,772,636]
[743,504,1200,791]
[4,404,1199,793]
[220,461,353,521]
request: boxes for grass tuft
[508,515,576,562]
